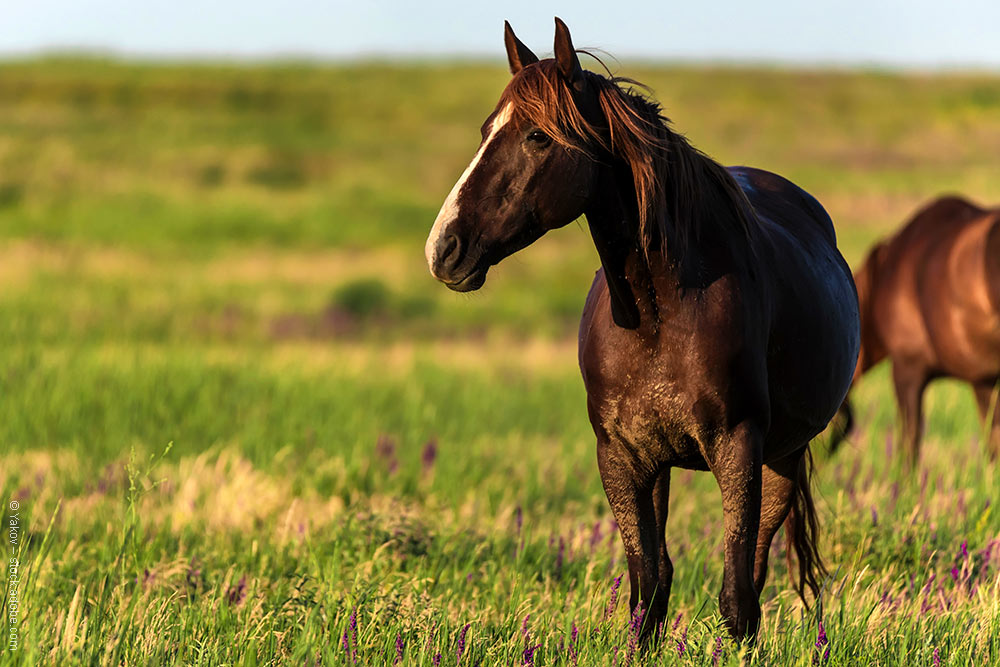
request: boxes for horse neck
[583,163,675,325]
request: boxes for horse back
[865,196,1000,379]
[728,166,839,248]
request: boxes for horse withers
[424,18,860,640]
[834,196,1000,464]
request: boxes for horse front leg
[651,466,674,637]
[712,422,763,640]
[892,361,928,467]
[596,436,666,636]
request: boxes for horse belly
[931,219,1000,378]
[598,377,711,470]
[767,249,860,449]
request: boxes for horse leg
[753,452,799,593]
[973,381,1000,460]
[713,422,763,640]
[650,466,674,638]
[596,435,663,634]
[827,396,854,454]
[892,362,928,467]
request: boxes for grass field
[1,57,999,665]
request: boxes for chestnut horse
[424,19,860,640]
[833,196,1000,463]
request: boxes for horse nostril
[437,234,462,270]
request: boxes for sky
[4,0,1000,68]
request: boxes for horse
[832,196,1000,464]
[424,18,860,640]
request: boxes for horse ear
[587,218,641,329]
[504,21,538,74]
[553,17,584,89]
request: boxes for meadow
[0,57,999,665]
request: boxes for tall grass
[0,59,998,664]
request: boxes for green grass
[0,58,999,665]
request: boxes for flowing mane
[498,59,757,279]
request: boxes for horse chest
[589,353,713,468]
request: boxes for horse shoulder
[578,268,609,377]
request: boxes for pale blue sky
[4,1,1000,68]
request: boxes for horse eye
[526,130,550,145]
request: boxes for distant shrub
[396,294,436,318]
[0,183,24,209]
[246,160,307,190]
[969,86,1000,109]
[197,164,225,188]
[330,279,391,319]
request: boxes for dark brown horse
[834,196,1000,463]
[424,19,860,640]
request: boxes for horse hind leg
[826,396,854,455]
[760,448,827,602]
[753,453,799,594]
[973,380,1000,461]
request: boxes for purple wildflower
[568,623,579,666]
[932,647,941,666]
[457,623,470,664]
[422,438,438,473]
[342,607,358,664]
[950,567,960,583]
[871,507,878,527]
[516,506,523,535]
[671,612,683,631]
[226,575,247,605]
[960,540,969,560]
[675,619,688,657]
[433,652,441,666]
[711,637,724,666]
[605,574,623,620]
[375,434,397,473]
[626,605,645,664]
[186,560,202,592]
[393,633,404,666]
[922,571,936,596]
[555,538,565,579]
[813,618,829,664]
[590,522,603,551]
[522,644,540,666]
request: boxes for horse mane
[498,59,757,278]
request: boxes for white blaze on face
[425,103,514,277]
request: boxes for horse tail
[827,396,854,454]
[784,449,826,603]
